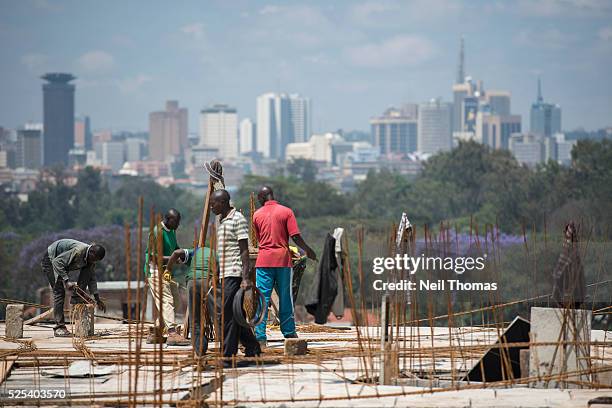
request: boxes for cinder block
[6,304,24,339]
[529,307,591,389]
[284,338,307,356]
[73,304,95,337]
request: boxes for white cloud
[514,28,577,49]
[76,50,116,74]
[344,35,435,68]
[20,53,47,72]
[350,1,399,25]
[180,22,205,40]
[517,0,612,17]
[259,5,280,15]
[117,74,153,94]
[599,26,612,41]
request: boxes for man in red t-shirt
[253,186,317,345]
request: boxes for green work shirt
[144,222,179,276]
[182,247,213,281]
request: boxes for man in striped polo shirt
[210,189,261,366]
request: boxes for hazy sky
[1,0,611,133]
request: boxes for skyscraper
[42,73,75,166]
[102,141,125,173]
[148,100,188,162]
[288,94,311,143]
[199,104,238,159]
[256,92,310,159]
[486,91,511,116]
[370,107,418,156]
[16,127,42,169]
[530,78,561,137]
[239,118,256,155]
[74,116,92,150]
[475,112,521,150]
[418,99,452,155]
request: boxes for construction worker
[144,208,189,346]
[41,239,106,337]
[167,245,214,356]
[253,186,317,347]
[210,189,261,366]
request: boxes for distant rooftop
[41,72,76,83]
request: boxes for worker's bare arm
[291,234,317,261]
[238,238,252,289]
[166,249,186,273]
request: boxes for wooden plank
[24,308,54,325]
[0,356,17,385]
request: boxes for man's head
[87,244,106,264]
[257,185,274,206]
[210,189,231,215]
[564,221,578,242]
[164,208,181,230]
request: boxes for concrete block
[73,304,95,337]
[284,338,307,356]
[380,342,399,385]
[520,349,530,378]
[529,307,591,389]
[6,304,24,339]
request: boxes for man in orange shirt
[253,186,317,346]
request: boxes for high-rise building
[199,104,238,159]
[476,113,522,150]
[530,78,561,137]
[148,100,188,162]
[125,138,145,162]
[101,141,125,173]
[418,99,452,155]
[42,73,76,166]
[288,94,311,143]
[239,118,256,155]
[370,107,418,156]
[74,116,92,150]
[486,91,511,116]
[16,128,42,169]
[509,133,545,167]
[256,92,311,159]
[452,82,471,134]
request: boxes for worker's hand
[64,281,76,291]
[94,295,106,313]
[305,248,318,262]
[240,278,253,290]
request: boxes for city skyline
[0,1,611,133]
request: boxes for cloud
[259,5,280,15]
[516,0,612,17]
[349,1,399,25]
[117,74,153,94]
[514,28,577,49]
[20,53,47,72]
[599,26,612,41]
[344,35,435,68]
[349,0,462,26]
[76,50,116,74]
[180,22,205,40]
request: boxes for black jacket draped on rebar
[305,233,338,324]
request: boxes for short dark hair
[90,244,106,261]
[212,189,231,203]
[165,208,181,220]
